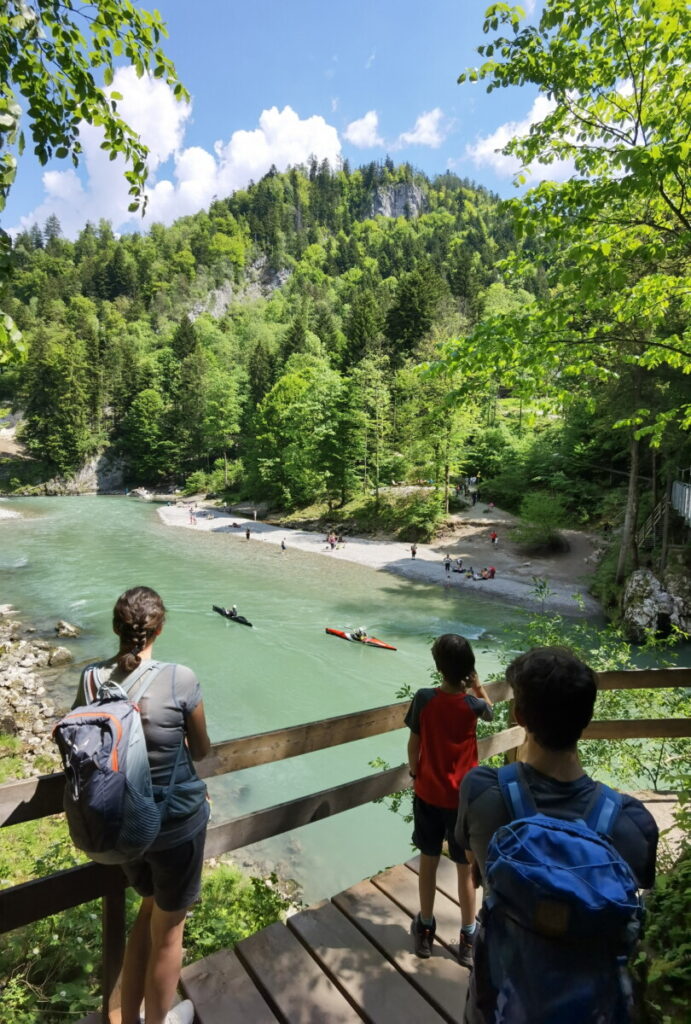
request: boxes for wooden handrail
[2,669,687,828]
[0,678,511,829]
[0,666,689,1022]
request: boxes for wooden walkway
[180,855,469,1023]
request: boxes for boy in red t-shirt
[405,634,493,967]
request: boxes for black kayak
[212,605,253,627]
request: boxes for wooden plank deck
[181,855,469,1023]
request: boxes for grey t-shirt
[456,763,658,889]
[74,659,209,850]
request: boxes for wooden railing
[1,667,690,1021]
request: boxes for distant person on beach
[489,530,498,546]
[444,555,452,576]
[406,634,493,967]
[245,527,250,540]
[281,538,286,551]
[411,543,418,558]
[488,566,496,579]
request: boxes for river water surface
[1,496,527,901]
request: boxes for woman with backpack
[71,586,210,1024]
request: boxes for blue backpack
[470,762,643,1024]
[53,660,184,865]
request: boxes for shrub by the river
[0,816,292,1021]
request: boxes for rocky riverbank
[0,605,75,778]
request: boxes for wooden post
[102,889,126,1022]
[505,690,518,763]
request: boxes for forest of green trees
[2,155,689,573]
[1,0,690,584]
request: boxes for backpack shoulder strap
[127,660,168,704]
[82,664,100,703]
[584,782,623,837]
[497,762,538,819]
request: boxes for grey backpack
[53,660,183,865]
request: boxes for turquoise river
[0,496,528,902]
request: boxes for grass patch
[277,490,444,541]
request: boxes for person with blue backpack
[456,646,658,1024]
[61,587,210,1024]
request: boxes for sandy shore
[157,503,601,616]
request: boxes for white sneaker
[165,1000,195,1024]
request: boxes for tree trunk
[615,434,640,585]
[444,461,450,514]
[223,448,228,486]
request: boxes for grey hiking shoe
[411,914,435,958]
[453,929,474,969]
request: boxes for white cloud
[396,108,446,149]
[465,95,576,183]
[344,111,384,148]
[365,50,376,70]
[11,71,342,238]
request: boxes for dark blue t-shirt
[457,763,658,888]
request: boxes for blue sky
[7,0,556,238]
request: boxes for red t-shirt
[405,687,492,809]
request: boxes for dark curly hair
[431,633,476,689]
[507,646,597,750]
[113,586,166,674]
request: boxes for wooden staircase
[636,496,668,548]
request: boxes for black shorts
[412,795,467,863]
[121,826,206,912]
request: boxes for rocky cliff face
[188,258,292,322]
[42,453,126,495]
[622,567,691,642]
[370,183,428,220]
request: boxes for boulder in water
[55,619,80,638]
[48,645,73,666]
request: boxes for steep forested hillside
[0,163,526,497]
[1,159,688,555]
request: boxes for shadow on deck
[180,855,467,1024]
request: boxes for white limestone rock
[48,646,73,666]
[371,183,428,219]
[55,619,80,638]
[622,568,684,643]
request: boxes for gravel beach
[157,502,602,616]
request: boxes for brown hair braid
[113,586,166,674]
